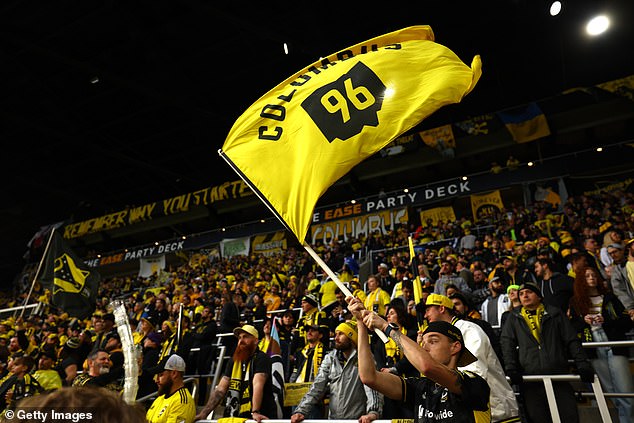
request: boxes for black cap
[519,283,543,299]
[423,321,477,367]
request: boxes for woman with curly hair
[568,266,633,423]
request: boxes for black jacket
[537,272,574,312]
[501,303,592,376]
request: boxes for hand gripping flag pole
[219,25,481,343]
[408,236,426,332]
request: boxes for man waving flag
[220,25,481,244]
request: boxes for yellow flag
[471,190,504,222]
[221,26,482,243]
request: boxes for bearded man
[147,354,196,423]
[195,324,280,422]
[71,348,122,392]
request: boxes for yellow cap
[425,294,454,309]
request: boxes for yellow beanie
[335,321,358,344]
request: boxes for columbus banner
[220,26,481,243]
[310,207,408,245]
[39,232,101,319]
[470,190,504,222]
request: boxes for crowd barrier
[187,338,633,423]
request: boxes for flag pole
[303,242,388,343]
[19,228,56,319]
[408,236,426,331]
[177,303,183,347]
[219,150,389,341]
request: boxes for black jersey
[403,370,490,423]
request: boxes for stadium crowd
[1,189,634,422]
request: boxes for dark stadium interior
[2,1,634,289]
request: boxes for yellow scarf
[297,342,324,382]
[227,358,252,417]
[521,304,545,343]
[258,338,270,355]
[159,334,176,361]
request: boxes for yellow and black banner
[310,208,408,245]
[251,231,287,256]
[470,190,504,222]
[64,180,253,239]
[419,206,456,227]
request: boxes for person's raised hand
[363,311,387,331]
[345,296,366,319]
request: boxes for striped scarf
[521,304,545,343]
[297,342,324,382]
[226,358,252,417]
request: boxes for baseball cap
[425,294,454,309]
[423,321,478,367]
[307,324,330,338]
[233,324,259,339]
[158,354,186,372]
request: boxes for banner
[138,255,166,278]
[220,26,481,243]
[310,207,408,245]
[63,180,253,239]
[251,231,287,256]
[38,232,100,319]
[284,383,312,407]
[453,113,498,136]
[597,75,634,101]
[470,190,504,222]
[496,102,551,143]
[419,124,456,150]
[379,133,419,157]
[220,237,251,258]
[419,206,456,227]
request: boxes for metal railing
[520,374,612,423]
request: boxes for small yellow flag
[221,26,481,243]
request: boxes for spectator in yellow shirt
[263,284,282,312]
[363,275,391,317]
